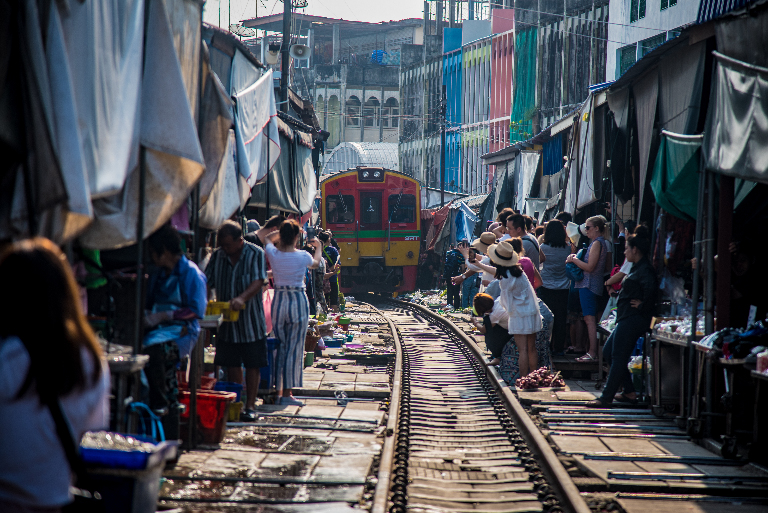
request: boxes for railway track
[369,298,590,513]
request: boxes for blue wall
[443,45,462,192]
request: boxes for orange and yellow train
[320,167,421,294]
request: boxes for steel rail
[370,302,403,513]
[389,299,592,513]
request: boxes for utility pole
[280,0,291,113]
[440,84,447,207]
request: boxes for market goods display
[515,367,564,389]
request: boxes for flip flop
[585,399,610,408]
[575,353,596,362]
[614,393,638,404]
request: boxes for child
[472,293,511,366]
[473,241,543,377]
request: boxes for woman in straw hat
[473,241,543,377]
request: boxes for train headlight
[373,171,381,178]
[407,251,414,259]
[362,171,369,178]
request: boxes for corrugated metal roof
[697,0,760,23]
[322,142,399,175]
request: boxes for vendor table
[187,315,222,449]
[750,370,768,463]
[596,326,612,386]
[107,354,149,433]
[650,332,690,421]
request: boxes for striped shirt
[205,242,267,343]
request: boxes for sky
[202,0,425,28]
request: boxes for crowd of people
[442,208,655,402]
[0,216,342,511]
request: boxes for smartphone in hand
[468,248,477,263]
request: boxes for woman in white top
[0,238,110,512]
[265,220,322,406]
[474,241,543,378]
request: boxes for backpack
[565,247,587,282]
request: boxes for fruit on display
[515,367,565,389]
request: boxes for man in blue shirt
[143,224,207,415]
[444,243,465,309]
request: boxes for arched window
[363,97,380,127]
[382,97,399,128]
[345,95,361,127]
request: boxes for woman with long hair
[566,215,611,362]
[537,220,572,354]
[587,232,656,407]
[0,238,110,512]
[265,220,322,405]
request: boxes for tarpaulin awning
[426,202,452,251]
[704,51,768,185]
[576,95,598,209]
[455,202,478,243]
[80,0,205,249]
[515,152,539,212]
[233,68,280,188]
[634,69,659,219]
[248,134,316,215]
[651,131,702,221]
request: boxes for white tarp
[576,96,598,209]
[80,0,205,249]
[46,5,92,239]
[233,68,281,188]
[515,152,540,212]
[61,0,144,198]
[199,131,240,229]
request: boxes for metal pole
[280,0,291,113]
[687,158,705,422]
[133,147,147,355]
[440,84,447,207]
[704,169,715,437]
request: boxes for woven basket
[305,330,321,352]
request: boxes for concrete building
[399,36,443,190]
[241,14,424,171]
[606,0,700,80]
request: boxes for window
[388,194,416,223]
[360,192,382,230]
[661,0,677,9]
[382,98,399,128]
[363,97,380,127]
[639,34,666,56]
[617,44,637,78]
[630,0,646,22]
[326,195,355,224]
[345,96,361,127]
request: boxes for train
[320,167,421,294]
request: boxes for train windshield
[326,195,355,224]
[388,194,416,223]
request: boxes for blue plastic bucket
[213,381,243,402]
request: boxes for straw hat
[471,232,497,253]
[487,241,519,267]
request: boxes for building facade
[606,0,700,79]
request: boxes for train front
[321,167,420,295]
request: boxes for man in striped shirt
[205,220,267,420]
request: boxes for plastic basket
[179,390,236,444]
[80,434,178,471]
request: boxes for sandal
[565,346,578,354]
[575,353,596,362]
[585,399,609,408]
[614,393,638,404]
